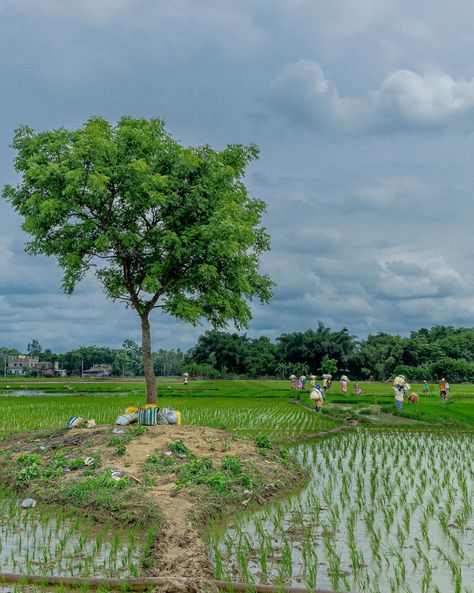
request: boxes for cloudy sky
[1,0,474,353]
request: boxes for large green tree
[3,116,273,403]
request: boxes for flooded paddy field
[209,431,474,593]
[0,492,145,575]
[0,488,148,592]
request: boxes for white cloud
[374,69,474,126]
[268,60,474,132]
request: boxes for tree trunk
[141,314,157,404]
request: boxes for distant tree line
[185,324,474,382]
[3,324,474,381]
[0,339,185,378]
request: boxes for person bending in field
[407,392,419,404]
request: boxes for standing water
[0,489,146,592]
[208,431,474,593]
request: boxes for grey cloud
[2,0,474,351]
[353,177,430,205]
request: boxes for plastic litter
[165,410,178,425]
[66,417,86,428]
[112,428,125,434]
[165,451,173,457]
[116,413,138,426]
[86,419,96,428]
[84,457,95,466]
[111,471,122,481]
[21,498,37,509]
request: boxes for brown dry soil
[0,424,308,592]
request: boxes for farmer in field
[393,375,409,409]
[310,374,316,388]
[322,376,329,396]
[353,381,362,395]
[301,375,307,389]
[310,384,324,412]
[407,392,419,404]
[439,378,448,400]
[340,375,349,395]
[423,380,429,396]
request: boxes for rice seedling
[0,491,144,585]
[209,431,474,593]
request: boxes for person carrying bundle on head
[310,384,324,412]
[393,375,410,409]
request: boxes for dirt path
[76,425,305,591]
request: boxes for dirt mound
[0,423,307,590]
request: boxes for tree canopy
[3,116,273,402]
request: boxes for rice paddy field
[0,487,148,579]
[0,392,339,440]
[2,378,474,592]
[208,431,474,593]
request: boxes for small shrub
[222,456,243,475]
[169,440,193,457]
[176,457,233,493]
[255,436,272,450]
[16,464,41,483]
[239,473,252,488]
[128,425,147,437]
[17,454,42,465]
[115,443,126,456]
[108,436,123,447]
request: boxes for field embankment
[0,423,307,590]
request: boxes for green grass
[0,394,339,441]
[0,378,294,397]
[3,378,474,439]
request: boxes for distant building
[41,361,67,377]
[7,356,67,377]
[8,355,39,375]
[82,364,112,378]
